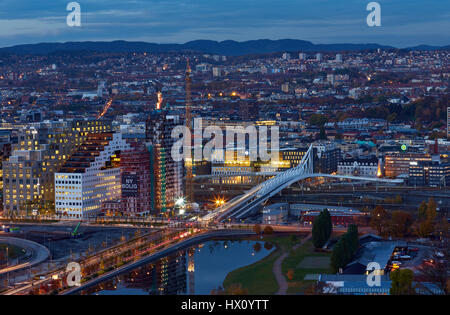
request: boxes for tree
[417,220,433,238]
[263,226,274,235]
[263,242,274,250]
[319,126,327,140]
[390,269,415,295]
[253,224,261,234]
[330,241,345,273]
[426,198,437,222]
[416,256,448,295]
[390,211,413,237]
[330,225,359,273]
[417,199,437,237]
[418,201,428,221]
[370,206,388,236]
[312,209,332,249]
[323,209,332,241]
[309,114,328,127]
[286,269,295,281]
[347,224,359,254]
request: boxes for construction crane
[185,59,194,209]
[71,221,83,238]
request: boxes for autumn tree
[287,269,295,281]
[370,206,389,236]
[417,201,428,221]
[264,242,274,250]
[426,198,437,221]
[417,220,433,238]
[263,226,274,235]
[253,242,262,253]
[390,211,413,237]
[253,224,261,234]
[416,199,437,237]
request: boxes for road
[0,237,50,276]
[62,229,255,295]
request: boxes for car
[399,255,411,260]
[391,260,402,265]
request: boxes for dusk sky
[0,0,448,48]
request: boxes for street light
[175,197,186,207]
[215,198,225,207]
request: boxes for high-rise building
[385,153,431,177]
[313,142,342,174]
[212,67,222,77]
[97,80,106,98]
[55,132,130,219]
[146,110,183,214]
[2,119,111,216]
[282,52,291,60]
[447,107,450,139]
[101,143,152,217]
[409,159,450,187]
[0,130,12,211]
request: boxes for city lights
[0,0,447,300]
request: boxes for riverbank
[223,234,333,294]
[223,235,298,294]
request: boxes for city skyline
[0,1,448,298]
[0,0,449,48]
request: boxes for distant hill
[0,39,447,56]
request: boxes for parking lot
[387,243,434,273]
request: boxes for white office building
[55,132,131,219]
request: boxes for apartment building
[54,132,130,219]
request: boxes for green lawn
[281,240,332,294]
[222,235,300,295]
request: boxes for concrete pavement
[0,237,50,276]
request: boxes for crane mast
[185,59,194,209]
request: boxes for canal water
[81,239,274,295]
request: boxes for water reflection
[82,240,273,295]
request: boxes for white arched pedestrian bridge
[200,145,403,223]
